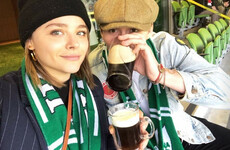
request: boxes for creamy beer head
[108,45,136,64]
[111,108,139,128]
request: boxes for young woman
[0,0,116,149]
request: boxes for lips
[61,55,80,61]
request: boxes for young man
[89,0,230,149]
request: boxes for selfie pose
[0,0,116,149]
[89,0,230,149]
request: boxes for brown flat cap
[94,0,159,31]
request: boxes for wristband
[152,64,164,84]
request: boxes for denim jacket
[89,31,230,144]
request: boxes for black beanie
[18,0,91,48]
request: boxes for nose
[114,29,130,45]
[66,34,79,50]
[118,29,129,36]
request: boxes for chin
[70,67,81,74]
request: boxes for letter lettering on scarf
[41,83,64,113]
[46,98,64,113]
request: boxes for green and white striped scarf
[103,39,184,150]
[21,59,101,150]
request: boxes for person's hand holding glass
[108,102,155,150]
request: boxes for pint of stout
[107,45,136,92]
[108,102,155,150]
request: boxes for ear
[26,38,35,50]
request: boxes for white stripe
[74,89,84,144]
[68,138,78,145]
[69,129,77,137]
[150,114,161,120]
[161,113,171,117]
[157,84,161,94]
[150,113,171,119]
[48,136,63,150]
[149,108,160,113]
[26,74,48,123]
[160,107,171,111]
[84,109,88,126]
[149,107,171,113]
[80,94,88,125]
[87,85,99,136]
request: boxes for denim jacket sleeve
[151,31,230,109]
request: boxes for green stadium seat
[172,1,181,12]
[181,0,193,26]
[186,33,214,63]
[214,21,224,33]
[219,18,228,29]
[225,26,230,44]
[207,23,223,60]
[219,18,230,44]
[181,0,209,27]
[204,42,214,64]
[198,28,216,64]
[171,1,188,36]
[181,0,190,7]
[214,21,227,51]
[198,28,213,46]
[208,24,220,40]
[186,33,204,53]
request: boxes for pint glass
[108,102,155,150]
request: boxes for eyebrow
[45,23,67,28]
[45,23,88,29]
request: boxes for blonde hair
[24,33,95,89]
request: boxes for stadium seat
[171,1,188,36]
[214,21,224,33]
[214,21,227,51]
[207,23,223,60]
[181,0,193,26]
[219,18,230,44]
[186,33,204,53]
[198,28,213,46]
[198,28,216,64]
[219,18,228,29]
[186,33,213,63]
[225,26,230,44]
[181,0,209,27]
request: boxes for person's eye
[108,29,117,33]
[130,28,139,33]
[51,30,63,35]
[77,31,87,36]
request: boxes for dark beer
[111,108,141,150]
[114,122,141,150]
[107,44,136,91]
[109,102,155,150]
[107,61,135,91]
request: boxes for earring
[30,51,37,61]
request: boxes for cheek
[102,34,117,46]
[80,40,89,58]
[34,41,63,63]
